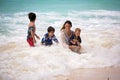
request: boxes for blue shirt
[41,33,59,46]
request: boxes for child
[69,28,82,52]
[41,26,59,46]
[27,12,40,47]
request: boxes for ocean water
[0,0,120,80]
[0,0,120,13]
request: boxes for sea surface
[0,0,120,80]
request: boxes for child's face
[49,31,54,37]
[75,30,80,37]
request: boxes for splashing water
[0,10,120,80]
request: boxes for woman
[60,20,80,52]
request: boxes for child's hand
[35,34,40,40]
[71,40,76,44]
[73,39,77,42]
[36,36,40,40]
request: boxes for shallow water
[0,10,120,80]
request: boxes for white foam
[0,10,120,79]
[0,41,120,79]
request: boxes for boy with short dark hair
[41,26,59,46]
[27,12,40,47]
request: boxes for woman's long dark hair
[60,20,72,31]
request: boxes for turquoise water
[0,0,120,40]
[0,0,120,13]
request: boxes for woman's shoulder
[60,29,65,34]
[61,29,65,32]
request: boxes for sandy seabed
[55,67,120,80]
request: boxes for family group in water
[27,12,82,53]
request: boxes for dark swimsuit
[27,26,35,46]
[69,35,82,46]
[27,26,35,40]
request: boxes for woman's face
[65,23,71,31]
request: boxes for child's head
[28,12,36,22]
[47,26,55,37]
[75,28,81,37]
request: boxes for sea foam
[0,10,120,80]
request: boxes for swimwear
[69,35,82,46]
[27,26,35,46]
[41,33,59,46]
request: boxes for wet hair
[28,12,36,21]
[75,28,81,32]
[60,20,72,31]
[47,26,55,33]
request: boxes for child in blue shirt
[41,26,59,46]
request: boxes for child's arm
[34,25,40,40]
[41,37,45,45]
[78,36,82,43]
[35,33,40,40]
[41,34,47,45]
[52,35,59,43]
